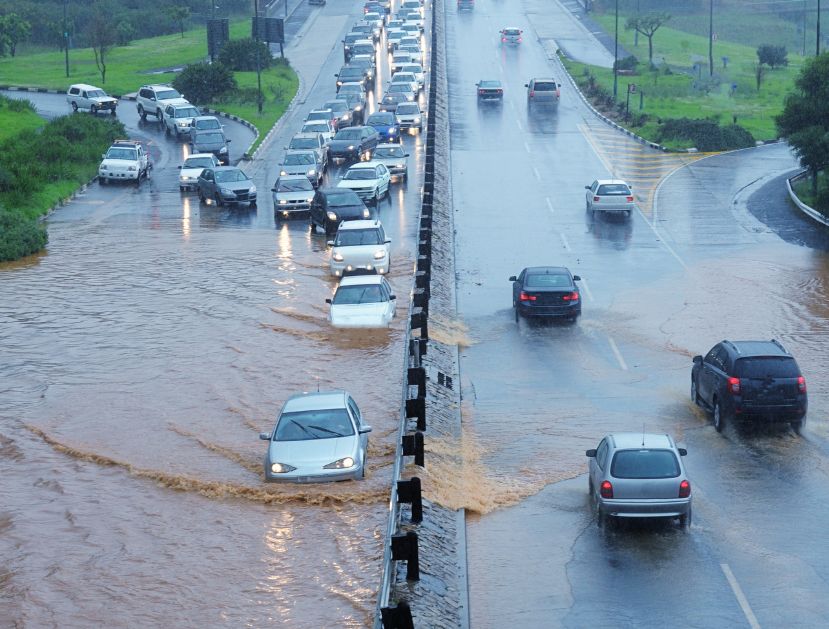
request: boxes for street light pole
[63,0,69,78]
[708,0,714,76]
[613,0,618,98]
[818,0,822,56]
[254,0,263,114]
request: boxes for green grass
[0,100,45,142]
[563,12,807,144]
[0,19,298,153]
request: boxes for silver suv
[586,433,691,529]
[136,84,186,121]
[162,101,201,138]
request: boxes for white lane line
[720,564,761,629]
[579,277,594,302]
[545,196,555,214]
[559,232,570,251]
[608,337,628,371]
[516,119,523,131]
[524,141,532,154]
[532,166,541,181]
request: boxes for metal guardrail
[786,169,829,228]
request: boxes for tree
[165,6,190,38]
[777,54,829,195]
[756,44,788,69]
[85,9,117,84]
[625,13,671,66]
[0,14,31,57]
[172,62,237,104]
[217,38,272,71]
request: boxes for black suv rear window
[611,450,680,479]
[534,81,557,91]
[736,357,800,378]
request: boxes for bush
[172,62,237,105]
[656,117,755,151]
[218,38,273,72]
[757,44,788,68]
[614,55,639,73]
[0,206,48,262]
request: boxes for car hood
[329,138,364,151]
[275,189,315,202]
[217,181,255,192]
[268,435,357,467]
[180,167,206,179]
[193,139,225,151]
[100,158,138,167]
[282,163,316,175]
[328,203,369,219]
[330,302,392,328]
[373,156,407,168]
[338,179,379,190]
[90,96,117,104]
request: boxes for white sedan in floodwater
[326,275,396,328]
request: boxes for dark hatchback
[327,126,380,161]
[190,130,230,165]
[510,266,581,322]
[476,79,503,102]
[691,340,807,433]
[309,188,372,235]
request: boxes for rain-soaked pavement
[445,0,829,627]
[0,3,430,626]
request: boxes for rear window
[525,273,569,288]
[533,81,557,91]
[597,184,631,195]
[611,450,680,479]
[504,29,521,36]
[736,357,800,378]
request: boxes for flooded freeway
[0,3,430,626]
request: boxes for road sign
[252,17,285,44]
[207,19,229,59]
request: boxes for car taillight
[600,481,613,499]
[529,90,535,97]
[478,89,484,95]
[797,376,806,393]
[727,376,740,394]
[562,291,579,302]
[626,196,634,202]
[679,480,691,498]
[501,37,506,42]
[519,292,536,302]
[518,37,522,42]
[593,196,600,202]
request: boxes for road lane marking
[579,276,593,302]
[720,564,761,629]
[545,196,555,214]
[533,166,542,181]
[516,118,523,131]
[608,337,628,371]
[524,141,532,154]
[559,232,570,251]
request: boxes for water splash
[429,315,476,348]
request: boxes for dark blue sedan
[365,111,401,143]
[509,266,582,322]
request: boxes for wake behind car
[585,179,635,217]
[178,153,221,191]
[337,161,391,204]
[66,83,117,115]
[197,166,257,207]
[259,390,371,483]
[586,433,692,529]
[326,275,397,328]
[691,340,807,433]
[510,266,581,322]
[272,174,316,219]
[98,140,151,185]
[327,219,391,276]
[310,188,371,235]
[327,126,380,162]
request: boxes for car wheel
[99,176,107,186]
[626,209,632,218]
[374,187,381,203]
[713,398,725,433]
[110,108,117,116]
[361,454,367,479]
[596,506,606,528]
[691,378,699,406]
[514,306,520,323]
[679,507,692,530]
[156,108,163,120]
[791,420,803,435]
[71,102,78,112]
[165,125,171,137]
[214,192,223,207]
[588,476,594,496]
[138,105,146,120]
[198,189,206,203]
[90,104,97,114]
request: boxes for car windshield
[176,107,200,118]
[196,118,221,130]
[367,113,394,125]
[274,409,354,441]
[335,229,382,246]
[504,28,520,35]
[525,273,570,288]
[307,111,331,120]
[393,73,415,82]
[388,84,411,94]
[304,123,329,132]
[611,450,680,479]
[324,102,347,113]
[215,169,249,183]
[353,45,374,54]
[335,129,363,140]
[88,89,107,98]
[195,132,224,144]
[345,34,362,43]
[183,157,214,169]
[374,146,405,158]
[327,191,361,206]
[285,153,316,165]
[534,81,557,91]
[333,284,386,304]
[156,89,181,100]
[277,178,313,192]
[344,169,377,180]
[106,148,137,160]
[339,85,363,94]
[736,357,800,378]
[400,65,422,74]
[597,184,631,195]
[290,138,317,149]
[396,104,418,114]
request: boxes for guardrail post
[380,601,414,629]
[397,476,423,523]
[405,396,426,431]
[402,431,425,467]
[391,531,420,581]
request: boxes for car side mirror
[101,153,106,159]
[404,154,410,157]
[259,432,270,440]
[508,275,517,282]
[678,448,688,456]
[524,83,529,87]
[177,165,182,169]
[390,294,397,300]
[384,239,391,244]
[693,355,703,365]
[586,449,597,457]
[270,187,277,192]
[326,240,334,246]
[325,298,332,304]
[572,275,581,281]
[226,139,232,143]
[359,425,372,434]
[584,185,591,190]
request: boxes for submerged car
[259,390,372,482]
[586,433,692,529]
[326,275,397,328]
[509,266,581,322]
[328,219,391,276]
[272,174,316,219]
[178,153,221,191]
[371,143,408,179]
[197,166,257,207]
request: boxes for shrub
[218,38,273,72]
[172,62,237,105]
[656,117,755,151]
[0,206,48,262]
[6,97,35,113]
[757,44,788,68]
[614,55,639,73]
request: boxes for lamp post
[613,0,619,98]
[254,0,263,114]
[708,0,714,76]
[63,0,69,78]
[818,0,822,55]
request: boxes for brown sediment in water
[270,306,328,324]
[24,424,387,507]
[429,316,476,348]
[0,433,24,461]
[260,322,332,343]
[168,425,262,474]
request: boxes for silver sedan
[585,179,636,217]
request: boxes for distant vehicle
[399,10,424,31]
[178,153,221,191]
[398,43,424,65]
[691,340,808,433]
[259,390,372,482]
[337,161,391,204]
[349,56,376,88]
[328,219,391,277]
[336,66,368,92]
[525,77,561,105]
[363,12,384,37]
[66,83,117,115]
[476,79,504,102]
[287,132,329,170]
[509,266,581,322]
[391,52,416,73]
[398,63,425,89]
[343,32,364,62]
[190,130,230,165]
[188,115,223,142]
[272,174,316,219]
[587,433,692,529]
[500,27,523,44]
[457,0,474,11]
[387,29,406,51]
[279,150,324,188]
[584,179,635,217]
[310,188,371,235]
[385,82,416,102]
[350,40,377,57]
[399,22,420,37]
[197,166,257,207]
[371,143,409,179]
[339,92,367,125]
[378,92,412,113]
[306,108,339,132]
[394,101,423,131]
[326,275,397,328]
[365,111,401,143]
[390,71,419,94]
[327,126,380,162]
[300,119,336,144]
[322,99,354,128]
[99,140,151,185]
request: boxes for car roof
[278,174,312,181]
[595,179,630,186]
[530,77,558,82]
[339,275,384,286]
[168,99,194,108]
[524,266,571,275]
[347,161,381,171]
[192,115,220,122]
[213,166,241,172]
[721,340,791,357]
[283,390,348,412]
[70,83,105,91]
[338,219,382,230]
[609,433,675,450]
[185,153,218,160]
[377,142,405,149]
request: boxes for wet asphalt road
[447,0,829,627]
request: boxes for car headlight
[388,128,396,134]
[347,145,355,150]
[128,165,137,171]
[332,251,344,261]
[249,185,256,194]
[307,169,316,175]
[181,175,191,181]
[373,249,386,260]
[177,120,188,127]
[354,105,362,111]
[414,116,421,123]
[306,197,314,202]
[278,199,287,204]
[323,456,355,469]
[362,208,371,218]
[100,165,108,171]
[270,462,297,473]
[280,170,287,176]
[327,211,338,220]
[219,146,228,153]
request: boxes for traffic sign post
[626,83,636,118]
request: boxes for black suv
[309,188,371,235]
[691,340,807,433]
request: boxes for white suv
[162,101,201,138]
[66,83,118,115]
[98,140,151,184]
[328,219,391,277]
[136,84,186,121]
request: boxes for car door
[381,278,395,320]
[200,169,215,196]
[377,164,390,192]
[698,345,723,405]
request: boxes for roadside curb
[786,169,829,228]
[39,176,98,223]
